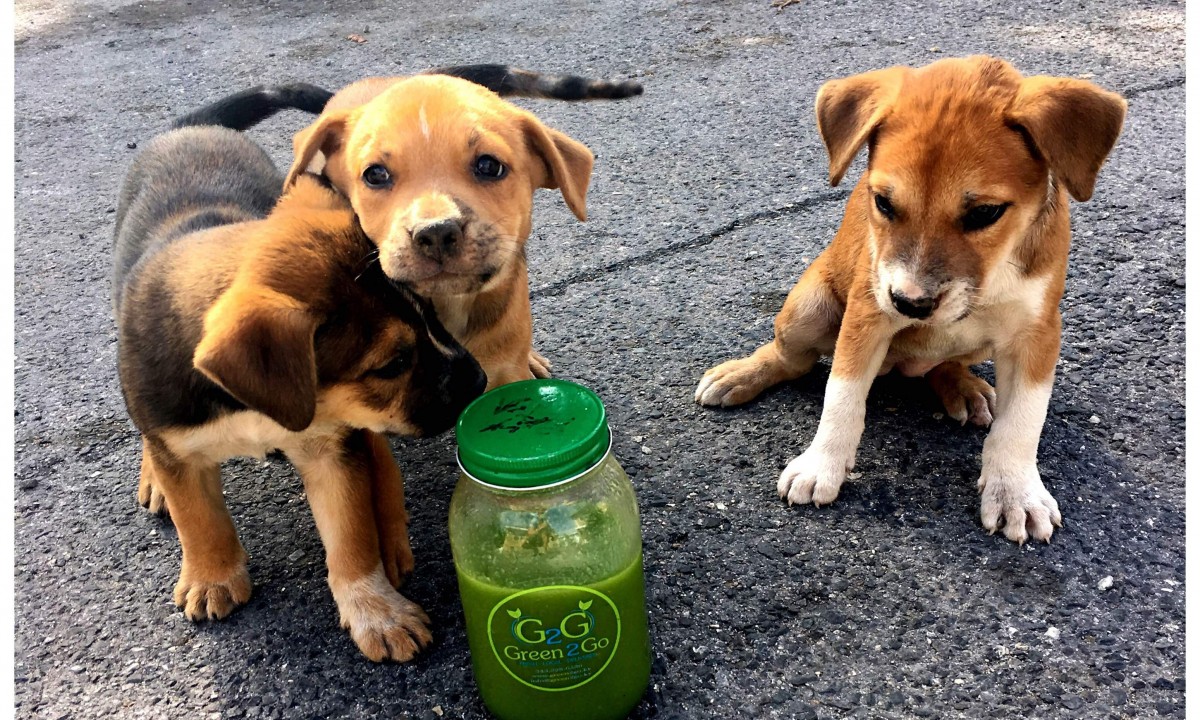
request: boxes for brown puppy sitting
[283,70,639,387]
[113,89,485,661]
[696,56,1126,544]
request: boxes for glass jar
[449,379,651,720]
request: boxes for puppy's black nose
[413,219,464,262]
[890,289,937,319]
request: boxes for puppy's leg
[486,363,536,389]
[928,362,996,427]
[289,431,431,663]
[363,431,414,589]
[137,437,168,516]
[778,293,892,506]
[696,256,841,407]
[977,317,1063,544]
[145,439,251,620]
[473,270,542,389]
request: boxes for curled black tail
[423,64,643,101]
[168,83,334,131]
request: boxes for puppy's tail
[168,83,334,131]
[423,64,643,101]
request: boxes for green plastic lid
[455,379,610,489]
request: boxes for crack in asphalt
[531,188,850,299]
[1122,74,1185,99]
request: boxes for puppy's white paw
[778,449,850,506]
[978,464,1062,544]
[332,568,432,663]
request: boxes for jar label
[486,585,621,692]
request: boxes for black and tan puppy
[113,88,486,661]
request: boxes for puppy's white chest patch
[887,270,1052,370]
[432,294,473,339]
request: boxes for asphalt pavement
[13,0,1185,718]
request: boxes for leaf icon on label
[507,608,522,619]
[579,600,592,611]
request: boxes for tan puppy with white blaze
[696,56,1126,544]
[284,72,612,388]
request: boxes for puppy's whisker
[354,255,383,284]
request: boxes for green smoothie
[450,380,653,720]
[456,557,651,720]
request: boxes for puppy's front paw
[137,457,169,516]
[777,449,850,506]
[696,357,772,407]
[529,349,553,379]
[173,560,252,621]
[379,526,414,590]
[137,475,168,516]
[978,464,1062,544]
[929,366,996,427]
[333,569,432,663]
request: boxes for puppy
[696,56,1126,544]
[113,89,486,661]
[283,67,642,387]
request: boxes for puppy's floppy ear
[815,67,907,187]
[284,110,351,190]
[1006,76,1127,202]
[521,116,594,221]
[194,287,320,432]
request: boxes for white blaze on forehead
[419,104,430,140]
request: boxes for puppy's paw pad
[338,585,432,663]
[978,466,1062,544]
[696,358,769,407]
[778,451,848,507]
[173,565,252,621]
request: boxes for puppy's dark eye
[363,164,393,189]
[874,193,896,220]
[963,204,1008,232]
[473,155,507,181]
[372,355,411,379]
